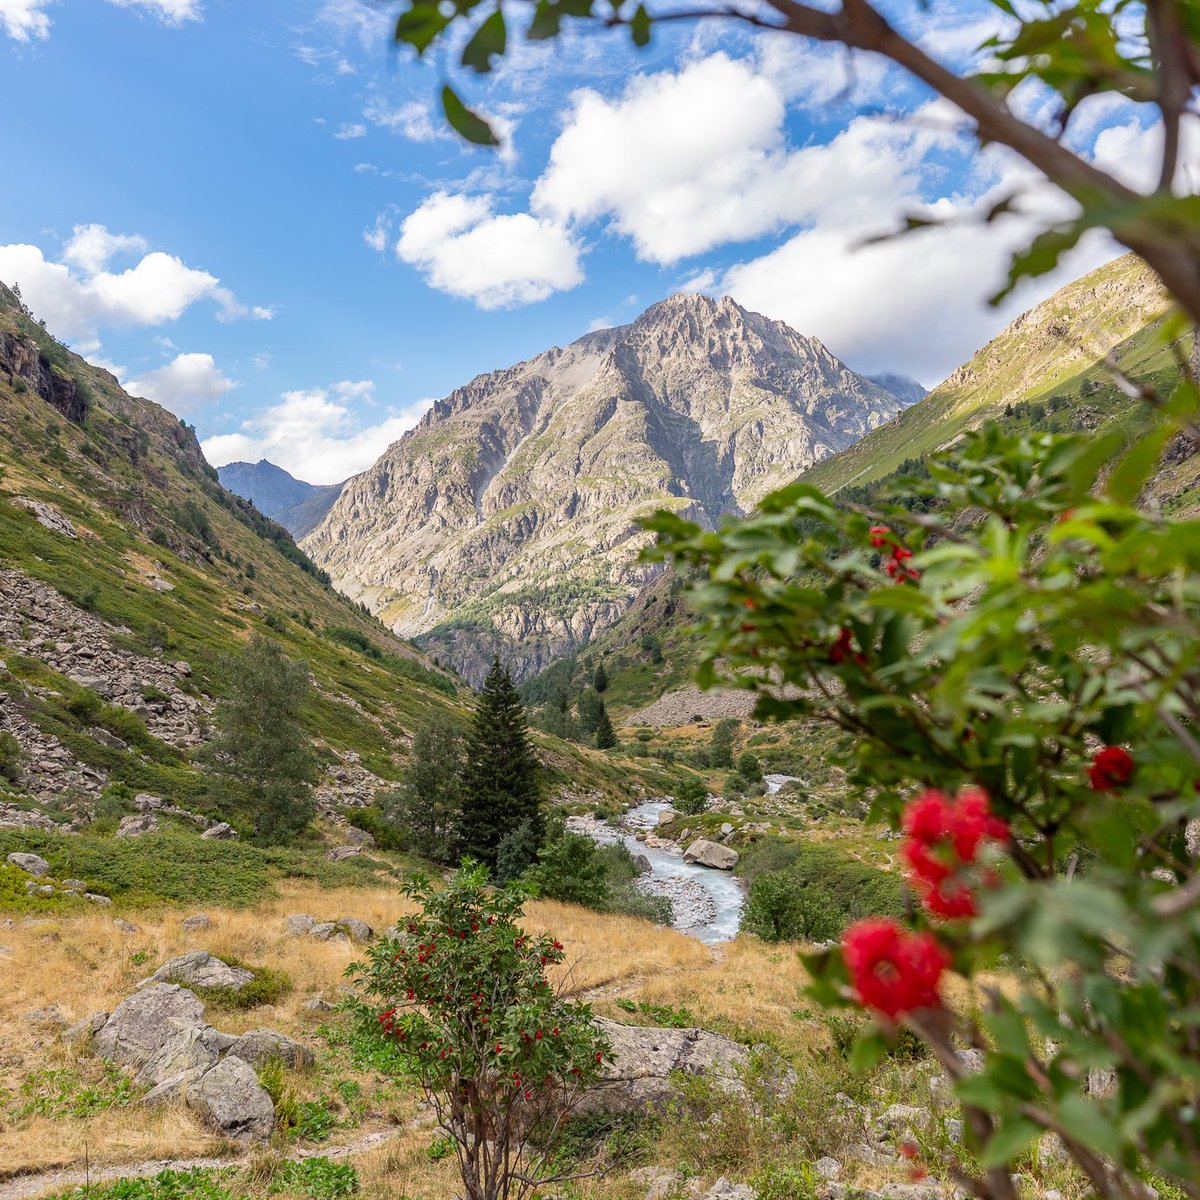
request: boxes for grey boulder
[226,1028,314,1069]
[580,1017,792,1116]
[201,822,238,840]
[186,1056,275,1142]
[140,950,254,993]
[116,814,160,838]
[94,984,206,1067]
[7,852,50,876]
[682,839,739,870]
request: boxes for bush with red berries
[649,416,1200,1199]
[345,864,609,1200]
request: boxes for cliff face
[303,293,912,683]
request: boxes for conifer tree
[593,701,616,750]
[460,657,541,869]
[592,662,608,693]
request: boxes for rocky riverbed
[568,805,744,942]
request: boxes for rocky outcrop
[303,294,913,683]
[0,568,208,752]
[7,851,50,876]
[580,1017,793,1116]
[92,981,304,1142]
[138,951,255,993]
[0,330,87,423]
[683,839,739,870]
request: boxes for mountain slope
[803,255,1174,495]
[218,459,344,539]
[0,282,468,829]
[303,293,913,683]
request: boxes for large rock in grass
[580,1017,792,1117]
[682,839,739,870]
[94,984,206,1067]
[186,1055,275,1142]
[226,1028,314,1069]
[140,951,254,992]
[7,852,50,876]
[135,1023,232,1087]
[116,813,160,838]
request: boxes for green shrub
[267,1159,358,1200]
[739,843,903,943]
[193,961,292,1010]
[0,731,22,781]
[673,777,708,815]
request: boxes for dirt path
[0,1128,408,1200]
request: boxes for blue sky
[0,0,1180,483]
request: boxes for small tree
[199,635,317,844]
[383,720,465,863]
[709,718,738,769]
[575,687,605,738]
[673,776,708,816]
[593,702,616,750]
[592,662,608,693]
[347,866,610,1200]
[736,751,762,783]
[527,824,610,908]
[460,658,541,870]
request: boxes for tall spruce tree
[460,657,541,870]
[593,701,616,750]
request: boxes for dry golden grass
[3,880,814,1184]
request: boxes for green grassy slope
[801,255,1178,495]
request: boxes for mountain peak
[302,291,910,683]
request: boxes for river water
[572,802,744,944]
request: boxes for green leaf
[630,3,651,46]
[461,9,507,73]
[1106,423,1172,505]
[981,1116,1042,1167]
[527,1,562,40]
[395,2,451,54]
[441,85,500,146]
[850,1026,890,1070]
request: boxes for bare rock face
[682,839,739,870]
[303,294,911,683]
[579,1017,793,1116]
[94,984,207,1067]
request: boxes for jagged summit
[302,296,915,684]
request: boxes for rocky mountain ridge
[217,460,344,539]
[303,293,914,683]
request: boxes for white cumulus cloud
[0,224,271,345]
[106,0,202,25]
[396,191,582,309]
[0,0,52,41]
[125,352,236,415]
[201,380,432,485]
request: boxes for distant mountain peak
[302,294,911,684]
[217,459,344,540]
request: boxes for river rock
[682,839,739,870]
[7,851,50,876]
[95,983,206,1066]
[186,1055,275,1141]
[139,951,254,993]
